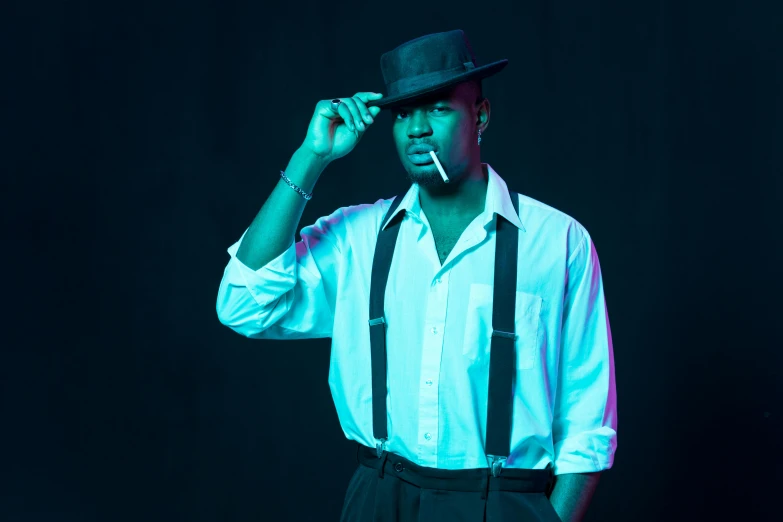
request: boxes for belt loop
[378,451,389,478]
[480,468,490,500]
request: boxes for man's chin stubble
[405,167,443,188]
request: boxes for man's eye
[395,108,446,119]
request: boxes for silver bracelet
[279,170,313,201]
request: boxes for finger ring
[330,99,342,111]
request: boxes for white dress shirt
[216,163,617,475]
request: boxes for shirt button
[431,326,437,335]
[425,379,433,386]
[424,432,432,441]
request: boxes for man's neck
[419,163,489,223]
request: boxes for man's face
[391,82,482,188]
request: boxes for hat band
[387,61,476,98]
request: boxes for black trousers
[339,443,562,522]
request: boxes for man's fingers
[325,93,382,134]
[342,98,366,131]
[336,102,355,132]
[352,95,375,125]
[354,92,384,103]
[355,92,383,119]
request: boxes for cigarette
[429,151,449,183]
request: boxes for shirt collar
[381,163,526,233]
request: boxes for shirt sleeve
[215,208,347,340]
[551,229,618,475]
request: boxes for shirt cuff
[552,427,617,475]
[223,231,297,307]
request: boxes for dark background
[3,0,781,520]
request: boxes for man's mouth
[407,153,435,165]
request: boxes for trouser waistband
[356,443,555,496]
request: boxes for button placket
[417,268,447,467]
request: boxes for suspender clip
[376,437,388,458]
[487,454,507,478]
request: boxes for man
[216,30,617,522]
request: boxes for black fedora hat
[366,29,508,110]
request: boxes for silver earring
[478,130,482,146]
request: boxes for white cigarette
[429,151,449,183]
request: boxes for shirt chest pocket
[462,283,543,370]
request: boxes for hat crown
[367,29,507,109]
[379,30,478,99]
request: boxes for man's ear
[477,98,490,128]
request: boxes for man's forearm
[548,471,601,522]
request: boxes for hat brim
[366,59,509,109]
